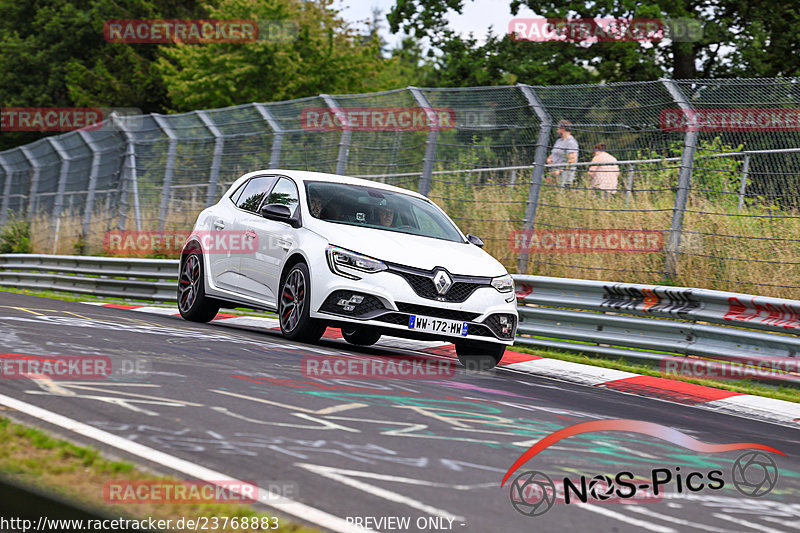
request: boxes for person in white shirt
[587,143,620,197]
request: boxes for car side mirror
[466,234,484,248]
[261,203,299,228]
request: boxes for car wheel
[341,326,382,346]
[455,341,506,370]
[178,249,220,322]
[279,262,327,342]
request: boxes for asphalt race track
[1,292,799,532]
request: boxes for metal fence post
[77,131,102,251]
[152,115,178,231]
[517,84,553,274]
[47,138,71,254]
[20,147,41,220]
[625,164,634,204]
[196,111,224,206]
[0,155,13,226]
[254,104,284,168]
[321,94,350,175]
[409,87,438,196]
[737,154,751,210]
[111,114,142,231]
[661,79,697,280]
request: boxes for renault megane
[177,170,518,369]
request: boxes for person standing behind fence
[587,143,620,196]
[546,120,579,187]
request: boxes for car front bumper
[308,267,518,345]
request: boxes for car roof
[237,169,428,200]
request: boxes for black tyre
[178,249,220,323]
[455,341,506,371]
[279,262,327,342]
[341,326,382,346]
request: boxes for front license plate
[408,315,468,336]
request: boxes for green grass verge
[511,344,800,404]
[0,417,317,532]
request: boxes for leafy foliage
[0,213,32,253]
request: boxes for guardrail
[514,275,800,372]
[1,255,797,377]
[0,254,178,301]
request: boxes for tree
[0,0,206,151]
[387,0,800,82]
[156,0,397,111]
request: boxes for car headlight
[491,274,514,293]
[326,245,387,279]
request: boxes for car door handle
[213,219,225,230]
[276,237,292,250]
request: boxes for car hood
[312,222,507,276]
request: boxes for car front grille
[387,264,491,303]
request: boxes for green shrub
[0,213,32,253]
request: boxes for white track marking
[296,463,465,520]
[627,505,746,532]
[0,393,375,533]
[575,504,678,533]
[763,516,800,528]
[505,358,638,385]
[713,513,788,533]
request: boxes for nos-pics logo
[501,420,783,517]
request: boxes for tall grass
[11,152,800,299]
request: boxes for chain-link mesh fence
[1,78,799,298]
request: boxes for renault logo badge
[433,270,452,295]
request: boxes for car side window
[235,176,274,213]
[265,177,300,215]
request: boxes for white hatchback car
[178,170,518,369]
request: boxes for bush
[0,213,33,253]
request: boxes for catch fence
[1,78,800,297]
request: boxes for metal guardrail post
[111,114,142,231]
[254,103,284,168]
[152,115,178,231]
[20,146,41,220]
[408,87,438,196]
[737,154,751,210]
[661,79,697,279]
[321,94,350,175]
[0,154,13,226]
[197,110,224,206]
[77,131,102,252]
[516,83,552,274]
[46,138,71,254]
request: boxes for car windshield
[305,181,465,243]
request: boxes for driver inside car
[376,203,395,227]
